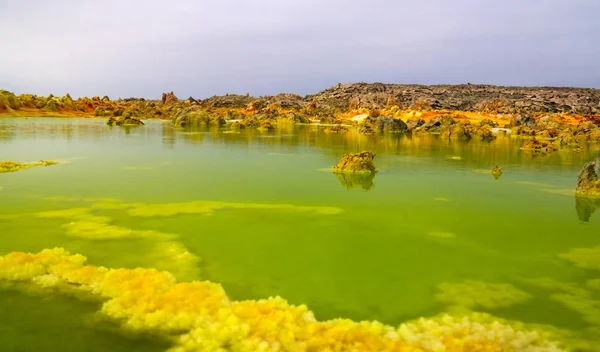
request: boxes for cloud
[0,0,598,98]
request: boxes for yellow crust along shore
[0,248,568,352]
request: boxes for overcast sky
[0,0,598,98]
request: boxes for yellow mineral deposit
[125,200,343,218]
[559,246,600,271]
[0,248,567,352]
[0,160,58,173]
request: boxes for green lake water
[1,117,600,350]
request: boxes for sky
[0,0,599,99]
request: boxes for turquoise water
[1,117,600,350]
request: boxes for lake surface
[1,117,600,351]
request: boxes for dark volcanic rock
[201,94,254,109]
[305,82,600,114]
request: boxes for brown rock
[332,151,376,174]
[162,91,178,105]
[575,162,600,198]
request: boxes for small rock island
[332,151,377,174]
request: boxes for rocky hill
[306,82,600,114]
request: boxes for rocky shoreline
[2,83,600,150]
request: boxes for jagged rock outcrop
[332,151,376,174]
[162,91,178,105]
[107,116,144,126]
[575,161,600,197]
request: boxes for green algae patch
[62,218,164,240]
[43,196,80,202]
[126,200,343,217]
[427,231,457,239]
[0,248,569,352]
[541,188,576,196]
[559,246,600,271]
[436,280,532,312]
[35,207,93,219]
[0,160,58,173]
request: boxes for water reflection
[0,124,16,142]
[1,117,598,169]
[162,124,598,168]
[334,172,376,191]
[575,196,600,222]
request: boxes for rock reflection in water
[334,172,376,191]
[575,196,600,222]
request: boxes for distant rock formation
[307,82,600,114]
[162,91,178,105]
[332,151,376,174]
[575,161,600,197]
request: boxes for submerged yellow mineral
[0,248,566,352]
[0,160,57,173]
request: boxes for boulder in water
[575,162,600,198]
[491,165,503,179]
[332,151,376,174]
